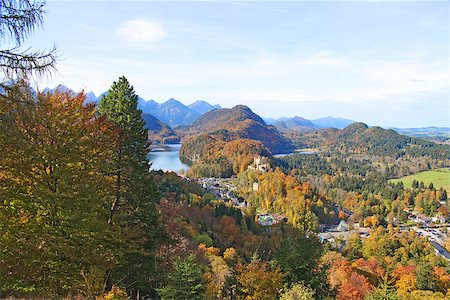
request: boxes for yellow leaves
[235,259,285,300]
[395,273,417,298]
[18,209,31,224]
[223,247,237,264]
[363,215,382,228]
[203,250,232,300]
[392,265,417,298]
[0,83,125,295]
[199,244,220,257]
[98,286,128,300]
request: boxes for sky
[27,0,449,128]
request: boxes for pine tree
[364,277,398,300]
[157,254,206,300]
[276,228,330,298]
[98,76,162,294]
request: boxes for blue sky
[29,0,449,127]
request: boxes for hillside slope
[186,105,294,154]
[291,122,450,159]
[142,113,179,143]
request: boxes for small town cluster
[196,175,450,261]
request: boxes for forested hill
[142,113,179,143]
[293,122,450,159]
[190,105,266,131]
[184,105,294,154]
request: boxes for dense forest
[286,123,450,160]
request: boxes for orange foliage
[393,265,417,297]
[434,266,450,293]
[337,272,372,300]
[352,258,386,285]
[328,255,373,300]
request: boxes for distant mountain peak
[311,116,355,129]
[347,122,369,129]
[342,122,369,134]
[274,116,314,129]
[191,100,209,105]
[84,91,98,103]
[43,85,73,94]
[188,100,221,115]
[165,98,183,105]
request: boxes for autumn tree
[362,227,389,259]
[0,84,123,296]
[279,283,315,300]
[98,76,162,293]
[338,272,372,300]
[344,233,363,261]
[201,245,232,299]
[393,265,417,298]
[433,266,450,294]
[0,0,57,80]
[235,257,285,300]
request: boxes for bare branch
[0,1,57,81]
[0,0,45,45]
[0,45,57,79]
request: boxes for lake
[274,149,319,158]
[148,144,190,173]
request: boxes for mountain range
[45,85,221,128]
[42,85,447,138]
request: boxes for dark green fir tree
[99,76,162,296]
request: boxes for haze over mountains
[43,86,449,142]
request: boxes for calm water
[274,149,319,158]
[148,144,190,172]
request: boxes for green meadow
[390,168,450,192]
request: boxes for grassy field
[390,168,450,192]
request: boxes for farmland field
[390,168,450,192]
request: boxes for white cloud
[116,19,167,43]
[39,50,448,108]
